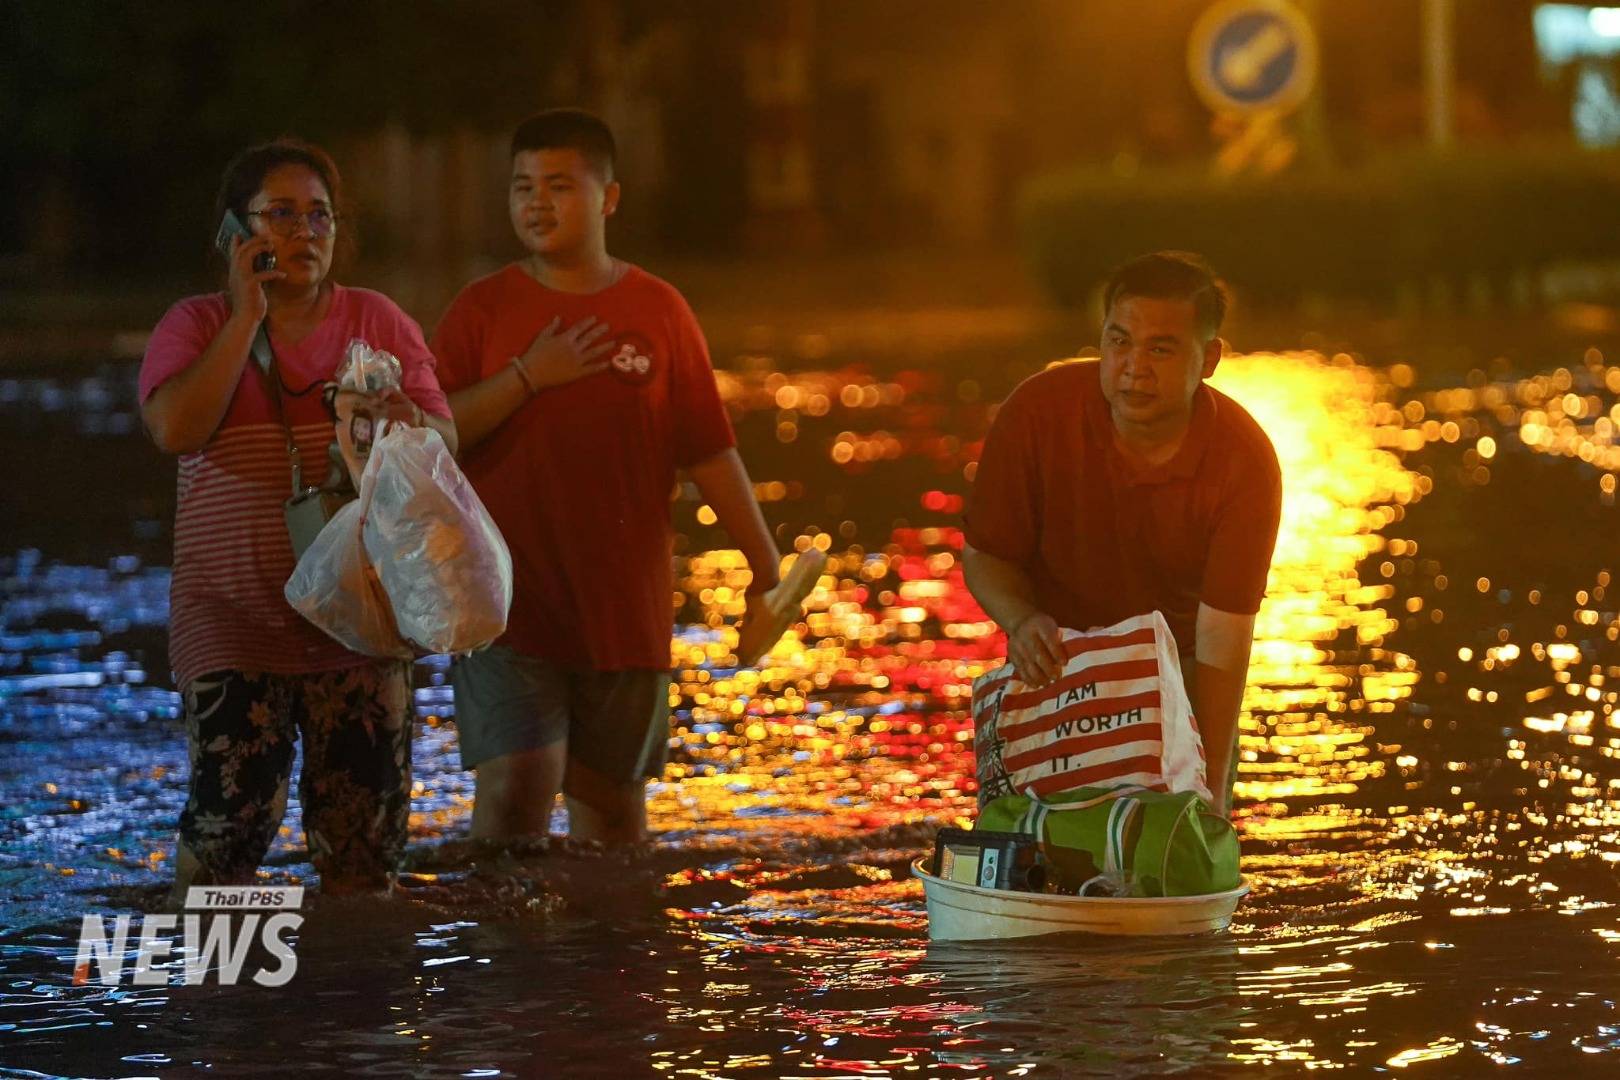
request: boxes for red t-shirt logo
[609,333,656,385]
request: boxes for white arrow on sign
[1219,23,1291,91]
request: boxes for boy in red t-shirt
[431,109,783,844]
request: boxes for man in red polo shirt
[963,251,1281,816]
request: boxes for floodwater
[3,332,1620,1077]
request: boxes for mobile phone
[214,210,276,273]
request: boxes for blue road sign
[1188,0,1319,115]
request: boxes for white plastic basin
[913,857,1248,941]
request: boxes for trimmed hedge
[1018,148,1620,308]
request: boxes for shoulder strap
[1075,794,1142,897]
[250,324,308,497]
[1103,796,1141,881]
[1026,784,1148,811]
[249,323,274,374]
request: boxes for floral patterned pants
[178,663,412,887]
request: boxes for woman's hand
[227,234,284,324]
[329,387,423,485]
[333,387,423,429]
[373,387,425,427]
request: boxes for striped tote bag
[971,611,1210,805]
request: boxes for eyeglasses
[247,206,338,238]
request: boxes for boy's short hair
[1102,251,1229,340]
[510,109,616,182]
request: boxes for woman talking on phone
[139,140,457,897]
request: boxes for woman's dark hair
[211,138,354,269]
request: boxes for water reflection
[6,346,1620,1075]
[1212,354,1422,807]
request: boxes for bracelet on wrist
[509,356,539,397]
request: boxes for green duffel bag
[978,786,1240,898]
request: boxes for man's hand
[516,316,615,391]
[960,543,1067,688]
[1008,611,1066,688]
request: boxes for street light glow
[1590,7,1620,37]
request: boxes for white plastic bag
[970,611,1211,806]
[334,337,403,393]
[283,499,413,659]
[360,425,512,654]
[331,338,404,487]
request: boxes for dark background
[0,0,1576,287]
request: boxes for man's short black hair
[510,108,616,182]
[1102,251,1229,340]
